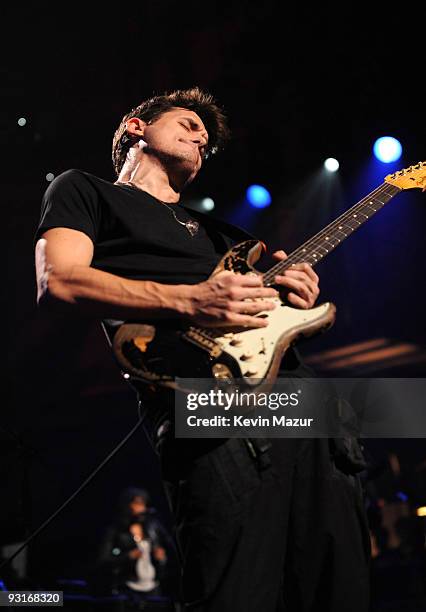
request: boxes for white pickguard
[213,298,332,382]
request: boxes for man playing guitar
[34,87,370,611]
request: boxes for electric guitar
[111,161,426,397]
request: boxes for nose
[192,130,208,147]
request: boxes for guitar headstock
[385,161,426,190]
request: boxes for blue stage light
[246,184,271,208]
[373,137,402,163]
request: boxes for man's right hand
[187,271,279,328]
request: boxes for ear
[125,117,147,138]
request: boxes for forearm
[39,264,194,320]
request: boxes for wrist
[155,282,199,318]
[171,283,200,318]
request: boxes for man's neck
[116,159,183,204]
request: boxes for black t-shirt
[35,169,255,285]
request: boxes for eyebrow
[179,116,209,141]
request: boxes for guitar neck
[263,182,401,284]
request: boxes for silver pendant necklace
[122,181,199,237]
[159,201,200,237]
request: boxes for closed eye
[178,118,209,150]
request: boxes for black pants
[159,435,371,612]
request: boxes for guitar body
[112,240,336,397]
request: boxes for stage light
[324,158,339,172]
[416,506,426,517]
[396,491,408,502]
[373,137,402,163]
[17,117,27,127]
[246,184,271,208]
[46,173,55,182]
[201,197,215,211]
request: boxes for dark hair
[118,487,151,510]
[116,487,151,528]
[112,86,230,176]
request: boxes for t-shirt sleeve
[34,169,101,245]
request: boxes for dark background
[2,2,426,608]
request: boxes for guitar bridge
[183,327,223,358]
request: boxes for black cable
[0,401,147,573]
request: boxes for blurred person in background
[97,487,169,597]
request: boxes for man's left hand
[271,250,320,309]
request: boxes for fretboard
[263,182,401,285]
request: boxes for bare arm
[35,227,278,326]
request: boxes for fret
[315,243,331,253]
[364,203,377,213]
[311,247,329,261]
[344,222,361,232]
[296,242,332,264]
[331,229,349,239]
[337,223,356,232]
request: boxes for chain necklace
[157,201,200,237]
[122,181,199,237]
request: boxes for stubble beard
[147,144,199,188]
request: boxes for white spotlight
[17,117,27,127]
[324,158,339,172]
[201,197,215,211]
[46,173,55,182]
